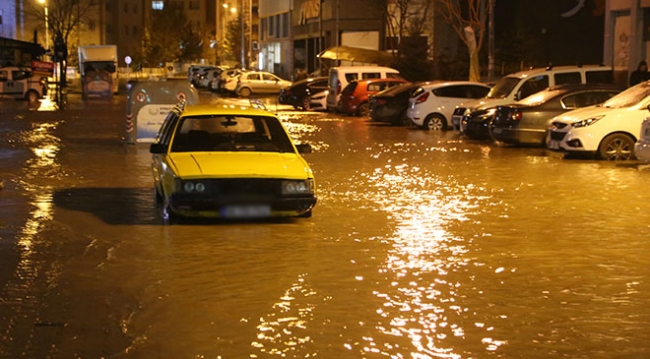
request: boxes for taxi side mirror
[295,143,312,154]
[150,143,168,154]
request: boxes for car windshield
[601,82,650,108]
[486,76,520,99]
[170,115,295,153]
[517,88,562,106]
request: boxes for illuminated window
[152,1,164,10]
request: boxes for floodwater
[0,92,649,358]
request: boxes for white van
[326,66,402,111]
[0,66,47,102]
[451,64,614,130]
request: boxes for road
[1,91,649,358]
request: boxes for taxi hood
[168,152,313,179]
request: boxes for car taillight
[415,92,429,104]
[376,99,387,106]
[509,109,523,121]
[336,80,341,94]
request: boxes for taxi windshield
[170,115,295,153]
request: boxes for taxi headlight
[177,180,207,193]
[571,116,604,128]
[282,179,314,195]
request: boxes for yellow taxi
[149,101,316,223]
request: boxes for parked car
[451,65,614,131]
[213,69,241,92]
[634,118,650,163]
[149,101,317,223]
[547,80,650,160]
[278,76,328,110]
[187,65,216,87]
[198,68,223,89]
[488,83,620,145]
[369,82,422,126]
[0,66,47,102]
[338,78,408,116]
[407,81,491,130]
[308,89,329,111]
[235,71,292,97]
[326,66,402,111]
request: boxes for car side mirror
[295,143,312,154]
[150,143,168,154]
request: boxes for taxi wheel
[239,87,252,97]
[598,133,636,161]
[423,114,446,131]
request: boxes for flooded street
[1,92,649,358]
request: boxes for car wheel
[239,87,252,97]
[25,90,40,103]
[423,114,446,131]
[301,96,311,110]
[357,102,369,116]
[597,133,636,161]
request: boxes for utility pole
[240,0,245,68]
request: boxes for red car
[338,78,409,116]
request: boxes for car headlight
[175,179,207,193]
[571,116,604,128]
[282,179,314,195]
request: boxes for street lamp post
[38,0,49,50]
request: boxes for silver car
[235,71,292,97]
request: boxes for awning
[317,46,393,66]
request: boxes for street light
[37,0,49,50]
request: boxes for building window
[260,18,266,40]
[124,3,128,12]
[133,26,138,35]
[275,14,280,38]
[152,1,164,10]
[134,3,138,13]
[269,16,274,37]
[171,0,184,10]
[189,0,200,10]
[124,25,129,36]
[281,13,289,38]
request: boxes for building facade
[603,0,650,87]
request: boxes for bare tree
[25,0,98,56]
[385,0,432,53]
[434,0,486,81]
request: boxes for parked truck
[78,45,118,97]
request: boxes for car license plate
[221,205,271,218]
[548,140,560,150]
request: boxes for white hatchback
[634,118,650,163]
[547,81,650,160]
[407,81,491,130]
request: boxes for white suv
[547,80,650,161]
[407,81,491,130]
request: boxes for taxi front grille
[550,131,566,141]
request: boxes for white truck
[0,66,47,102]
[78,45,118,96]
